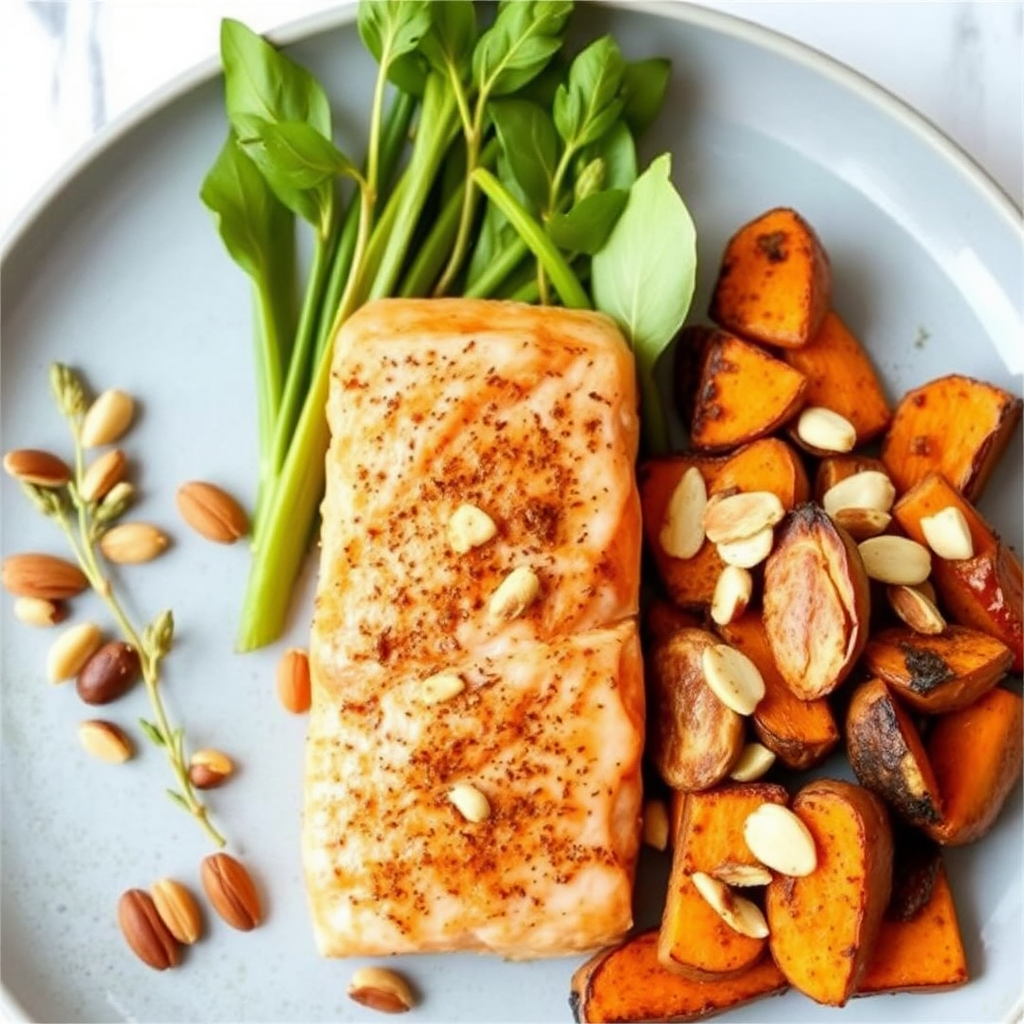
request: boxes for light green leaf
[547,188,627,255]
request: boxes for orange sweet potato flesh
[717,612,839,770]
[766,779,893,1006]
[570,929,788,1023]
[709,207,832,349]
[686,330,807,452]
[881,373,1022,502]
[923,685,1023,846]
[813,453,888,504]
[863,624,1012,713]
[659,783,787,980]
[783,311,891,443]
[893,472,1023,671]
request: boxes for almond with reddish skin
[188,748,234,789]
[347,967,415,1014]
[277,647,311,713]
[201,853,262,930]
[150,878,202,945]
[12,596,68,627]
[1,553,89,600]
[176,481,249,544]
[2,448,72,487]
[76,641,140,704]
[118,889,181,970]
[80,448,127,502]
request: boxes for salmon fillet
[304,298,644,958]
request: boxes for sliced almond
[701,643,765,716]
[716,526,775,569]
[821,470,896,517]
[691,871,769,939]
[886,584,947,635]
[858,535,932,585]
[659,466,707,559]
[710,565,753,626]
[729,742,776,782]
[920,505,975,561]
[99,523,169,564]
[642,798,670,852]
[47,621,103,683]
[81,389,135,448]
[795,406,857,454]
[78,719,133,763]
[447,503,498,554]
[832,506,891,541]
[711,862,773,887]
[487,566,540,622]
[703,490,785,545]
[13,596,68,628]
[448,782,491,823]
[2,448,72,488]
[419,671,465,705]
[81,448,127,502]
[743,803,817,877]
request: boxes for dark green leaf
[420,0,476,78]
[553,35,626,151]
[358,0,433,93]
[473,1,573,97]
[547,188,628,254]
[236,117,358,190]
[622,58,671,136]
[490,99,557,212]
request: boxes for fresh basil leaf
[490,99,557,213]
[420,0,477,78]
[359,0,434,95]
[547,188,628,255]
[591,120,637,190]
[236,117,358,190]
[553,35,626,152]
[622,57,671,136]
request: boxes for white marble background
[0,0,1022,240]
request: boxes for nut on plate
[99,522,170,565]
[118,888,181,970]
[347,966,416,1014]
[80,448,127,502]
[76,640,140,704]
[2,448,72,488]
[78,719,134,763]
[188,748,234,789]
[175,480,249,544]
[48,621,104,683]
[81,388,135,448]
[276,647,311,713]
[13,595,68,628]
[150,878,203,945]
[200,852,263,931]
[1,552,89,600]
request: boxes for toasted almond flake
[659,466,707,559]
[691,871,769,939]
[703,490,785,545]
[712,862,773,887]
[47,621,103,683]
[743,803,817,877]
[419,672,465,705]
[832,506,891,541]
[858,535,932,585]
[920,506,975,561]
[716,526,775,569]
[701,643,765,716]
[81,448,127,502]
[448,782,491,823]
[488,566,540,622]
[729,742,776,782]
[821,470,896,517]
[642,798,670,852]
[710,565,753,626]
[81,389,135,448]
[887,584,947,635]
[447,503,497,553]
[796,406,857,453]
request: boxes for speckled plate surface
[2,3,1021,1022]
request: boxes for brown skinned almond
[1,553,89,600]
[118,889,181,970]
[80,448,127,502]
[175,481,249,544]
[200,853,262,931]
[76,641,141,704]
[2,448,72,487]
[277,647,311,714]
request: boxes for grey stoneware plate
[2,2,1021,1022]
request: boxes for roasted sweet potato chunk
[569,929,788,1024]
[845,677,943,829]
[762,503,871,699]
[643,597,702,647]
[864,624,1012,713]
[647,629,744,791]
[711,437,810,508]
[709,207,831,349]
[766,780,893,1007]
[881,373,1022,502]
[812,453,889,504]
[893,472,1023,670]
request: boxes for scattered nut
[81,388,135,448]
[99,522,170,564]
[691,871,769,939]
[887,583,947,635]
[277,647,311,714]
[710,565,753,626]
[795,406,857,453]
[150,878,203,945]
[743,802,818,877]
[711,862,773,887]
[1,552,89,600]
[48,621,103,683]
[821,470,896,517]
[642,798,670,852]
[176,481,249,544]
[858,535,932,585]
[659,466,707,559]
[487,566,540,622]
[729,742,777,782]
[418,671,465,705]
[347,966,415,1014]
[701,643,766,716]
[702,490,785,546]
[2,448,72,488]
[12,595,68,627]
[80,448,127,502]
[715,526,775,569]
[448,782,491,823]
[76,641,140,704]
[920,505,975,561]
[447,503,497,554]
[117,888,181,970]
[200,852,263,931]
[188,748,234,789]
[831,506,891,541]
[78,719,133,763]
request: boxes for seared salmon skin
[304,298,644,957]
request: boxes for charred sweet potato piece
[813,453,889,504]
[893,472,1023,670]
[864,625,1012,713]
[659,783,788,979]
[687,330,807,452]
[923,686,1023,846]
[647,629,745,791]
[845,677,943,829]
[766,780,893,1006]
[709,207,831,349]
[717,612,839,770]
[783,311,891,443]
[881,373,1022,502]
[569,929,788,1024]
[762,503,871,699]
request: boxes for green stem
[637,369,669,456]
[463,238,528,299]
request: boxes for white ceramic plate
[2,4,1022,1022]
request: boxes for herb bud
[574,156,606,203]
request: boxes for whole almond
[743,803,818,877]
[176,481,249,544]
[858,535,932,585]
[48,622,104,683]
[347,966,415,1014]
[12,596,68,627]
[887,584,947,636]
[201,852,263,931]
[118,889,181,970]
[795,406,857,453]
[659,466,707,559]
[1,553,89,600]
[99,523,169,564]
[2,448,72,487]
[277,647,311,714]
[703,490,785,545]
[78,719,134,763]
[691,871,769,939]
[81,448,127,502]
[76,641,140,704]
[188,748,234,789]
[702,643,766,716]
[81,388,135,448]
[150,878,203,945]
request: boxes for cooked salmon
[304,298,644,958]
